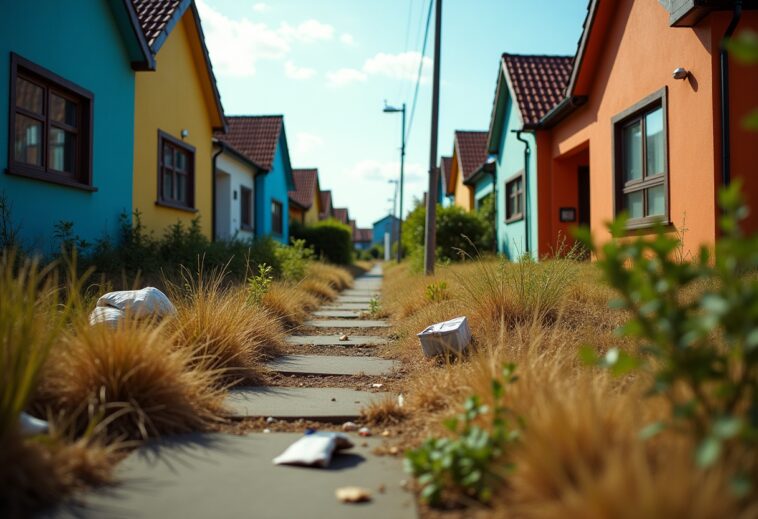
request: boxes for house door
[577,166,590,228]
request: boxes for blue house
[487,53,572,259]
[0,0,153,252]
[436,156,454,207]
[372,214,400,249]
[215,116,295,244]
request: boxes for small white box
[417,316,472,357]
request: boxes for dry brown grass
[261,282,319,328]
[307,262,354,290]
[298,277,338,301]
[384,258,756,517]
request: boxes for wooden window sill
[505,214,523,224]
[155,200,198,213]
[6,166,97,192]
[622,216,671,232]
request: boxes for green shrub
[274,239,314,282]
[291,219,353,265]
[476,193,496,252]
[402,201,486,262]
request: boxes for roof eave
[564,0,600,100]
[535,95,588,129]
[189,2,227,132]
[213,138,262,172]
[112,0,155,70]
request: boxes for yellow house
[288,168,323,226]
[132,1,226,237]
[446,131,489,212]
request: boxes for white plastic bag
[417,316,472,357]
[20,412,49,435]
[273,432,354,467]
[89,306,125,328]
[96,287,176,319]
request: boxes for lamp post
[383,102,406,263]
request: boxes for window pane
[177,174,187,204]
[646,108,664,177]
[50,94,77,126]
[162,170,173,200]
[49,128,76,173]
[647,185,666,216]
[622,121,642,182]
[14,114,43,166]
[16,77,43,114]
[175,150,187,172]
[163,144,173,167]
[625,190,643,219]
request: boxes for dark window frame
[7,53,95,191]
[271,198,283,236]
[240,185,253,230]
[156,130,197,212]
[611,87,669,230]
[504,171,524,223]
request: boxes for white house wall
[216,151,256,241]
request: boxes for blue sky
[197,0,588,228]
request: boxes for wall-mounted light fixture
[181,129,189,138]
[672,67,689,80]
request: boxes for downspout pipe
[211,141,224,242]
[513,130,531,256]
[486,164,497,253]
[720,0,743,188]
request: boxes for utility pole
[398,103,406,263]
[424,0,442,275]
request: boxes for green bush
[291,219,353,265]
[274,239,314,282]
[476,193,496,252]
[402,201,486,262]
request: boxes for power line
[396,0,417,101]
[405,0,433,148]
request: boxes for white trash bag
[273,432,354,468]
[89,306,126,328]
[417,316,472,357]
[20,412,49,436]
[96,287,176,320]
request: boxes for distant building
[447,131,489,212]
[353,227,373,251]
[288,168,323,226]
[372,214,401,248]
[319,190,334,220]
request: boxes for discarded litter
[20,412,48,436]
[397,394,405,408]
[335,486,372,503]
[273,432,354,468]
[417,316,472,357]
[97,287,176,319]
[371,383,383,389]
[342,421,358,432]
[358,427,372,437]
[266,416,277,424]
[89,306,125,328]
[263,428,271,434]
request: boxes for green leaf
[712,417,742,439]
[639,421,666,440]
[696,437,722,467]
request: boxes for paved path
[47,263,414,518]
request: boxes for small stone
[389,446,400,455]
[361,441,369,447]
[331,397,336,402]
[342,421,358,432]
[397,394,405,408]
[335,486,372,503]
[371,383,383,388]
[263,428,271,434]
[381,429,390,437]
[358,427,372,437]
[377,484,386,494]
[339,334,350,341]
[266,417,276,424]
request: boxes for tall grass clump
[261,282,319,328]
[307,262,354,290]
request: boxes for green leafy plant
[576,182,758,480]
[402,200,487,262]
[290,219,353,265]
[53,221,89,257]
[405,364,521,506]
[274,239,314,282]
[425,281,449,303]
[368,295,381,317]
[247,263,273,305]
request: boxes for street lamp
[383,101,406,263]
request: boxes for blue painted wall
[473,175,494,209]
[495,94,538,260]
[255,129,293,244]
[372,215,400,247]
[0,1,136,253]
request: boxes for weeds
[247,263,274,305]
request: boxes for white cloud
[340,33,355,46]
[351,160,426,183]
[280,19,334,42]
[292,132,325,157]
[252,2,269,12]
[284,60,316,80]
[326,68,368,87]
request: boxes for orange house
[535,0,758,257]
[446,131,489,212]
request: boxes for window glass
[647,185,666,216]
[646,108,664,176]
[14,114,42,166]
[163,144,173,167]
[50,94,77,126]
[622,121,642,182]
[16,77,43,114]
[177,174,187,204]
[48,127,76,173]
[162,170,173,201]
[175,150,187,172]
[625,191,643,219]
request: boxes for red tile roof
[454,131,489,181]
[131,0,184,48]
[333,207,349,225]
[319,190,333,219]
[502,54,573,126]
[354,228,373,243]
[440,156,453,195]
[215,116,282,171]
[289,169,318,210]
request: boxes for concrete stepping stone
[321,303,371,311]
[312,310,362,318]
[267,355,397,376]
[225,387,388,421]
[287,335,387,346]
[337,296,374,303]
[47,432,415,519]
[305,320,389,329]
[342,289,380,297]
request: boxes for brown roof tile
[333,207,349,226]
[354,228,373,243]
[215,116,282,171]
[319,190,333,219]
[131,0,185,48]
[440,156,453,194]
[289,169,318,210]
[502,54,573,126]
[454,131,489,181]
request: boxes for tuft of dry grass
[166,267,287,385]
[307,262,354,290]
[298,277,338,301]
[361,395,409,426]
[261,282,319,328]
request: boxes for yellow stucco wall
[303,189,321,225]
[451,149,474,211]
[133,12,217,237]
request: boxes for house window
[271,200,283,235]
[505,173,524,222]
[240,186,252,229]
[8,53,93,189]
[157,131,195,210]
[613,88,668,227]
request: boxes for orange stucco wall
[450,149,474,211]
[544,0,758,257]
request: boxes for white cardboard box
[417,316,471,357]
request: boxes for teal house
[436,156,454,207]
[216,116,295,244]
[0,0,153,252]
[487,53,572,259]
